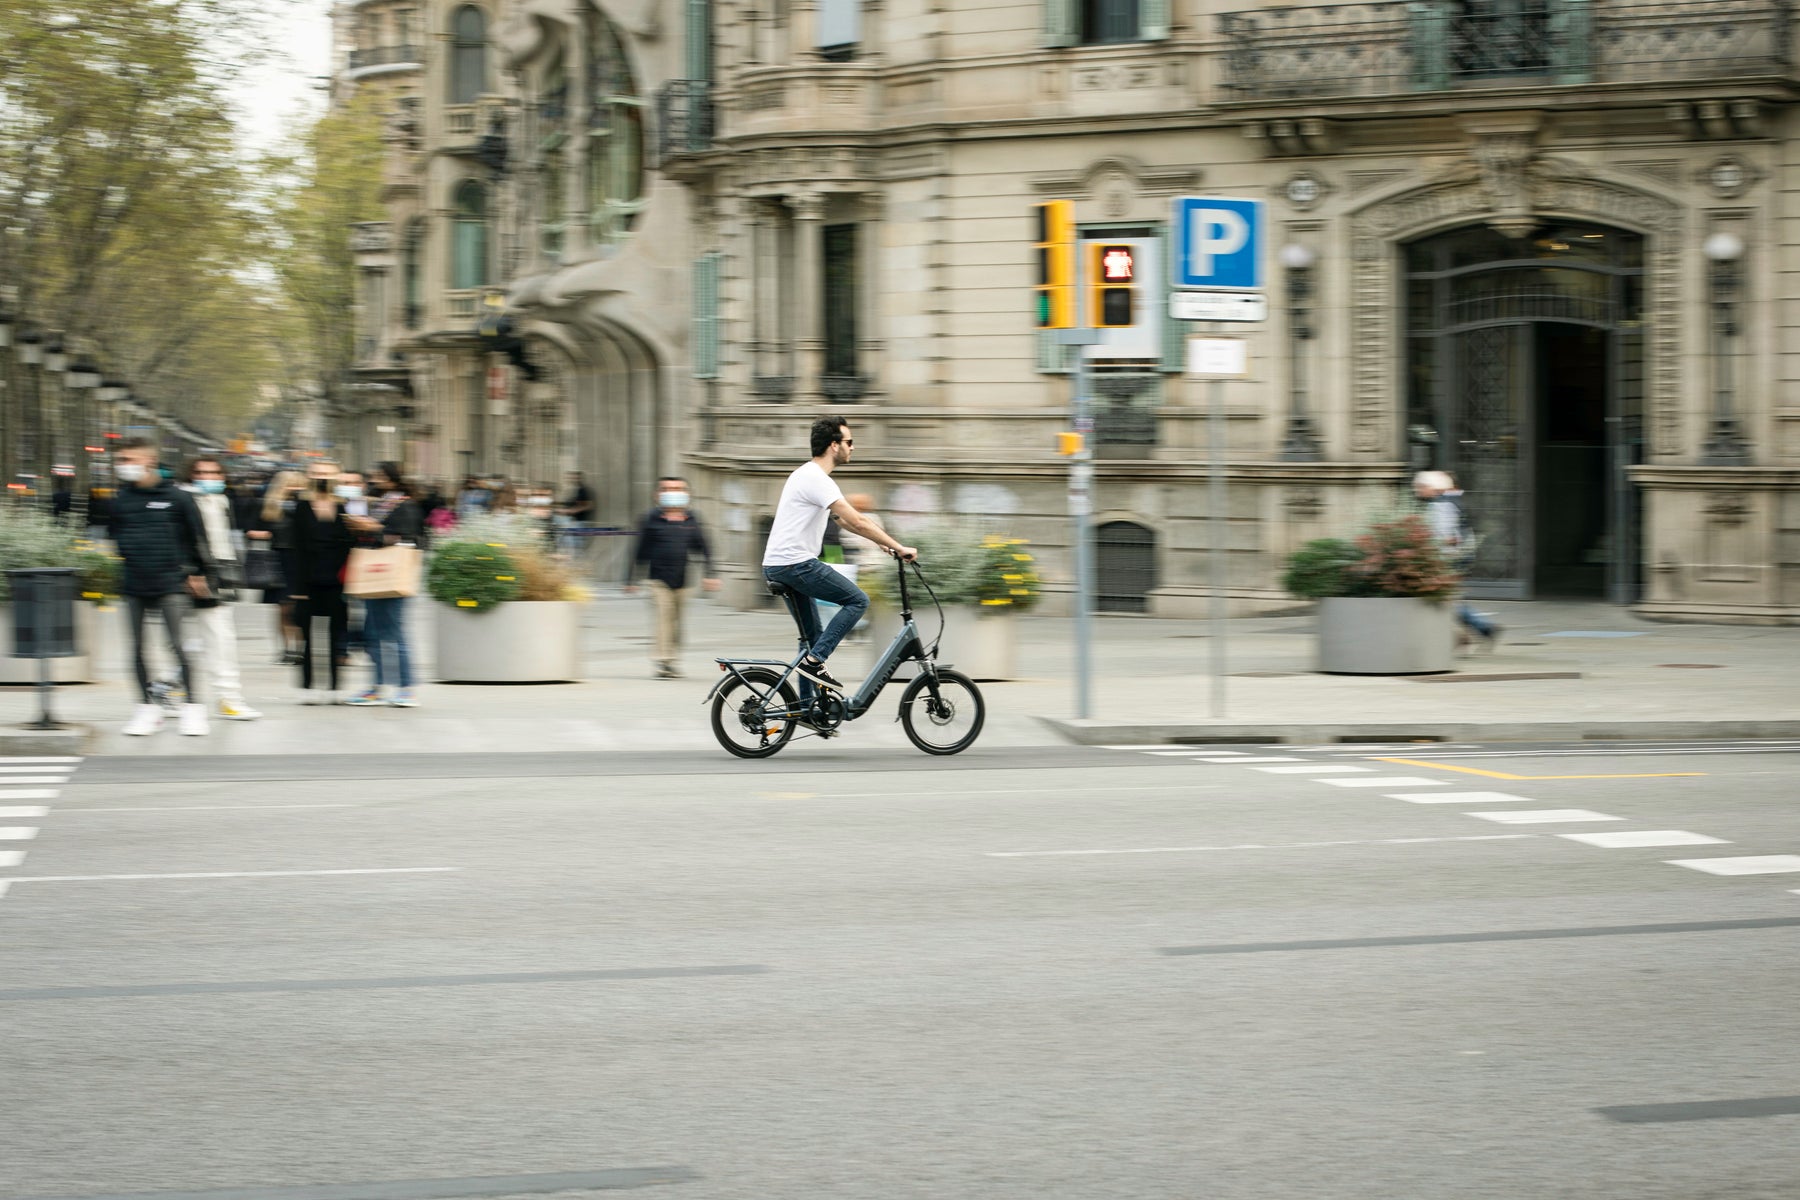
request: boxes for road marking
[986,834,1535,858]
[1192,756,1301,764]
[1559,830,1728,849]
[0,757,80,764]
[1161,915,1800,956]
[1666,856,1800,876]
[1249,765,1374,775]
[60,804,359,813]
[1468,809,1623,825]
[0,790,58,801]
[1318,776,1450,788]
[0,765,73,773]
[0,777,71,785]
[1388,791,1543,804]
[0,806,48,818]
[0,1166,702,1197]
[1,867,460,886]
[827,784,1224,799]
[0,851,24,867]
[1375,756,1705,781]
[0,827,40,840]
[1597,1095,1800,1124]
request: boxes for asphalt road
[3,739,1799,1200]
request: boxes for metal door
[1451,324,1532,598]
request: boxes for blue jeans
[362,596,413,689]
[764,559,868,666]
[1456,600,1495,637]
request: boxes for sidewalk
[4,592,1796,756]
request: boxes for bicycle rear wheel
[899,668,985,755]
[711,668,800,759]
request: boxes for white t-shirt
[763,461,844,567]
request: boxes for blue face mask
[196,479,226,495]
[659,492,689,509]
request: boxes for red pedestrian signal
[1088,243,1136,328]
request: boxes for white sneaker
[217,697,263,721]
[178,703,210,736]
[122,703,165,737]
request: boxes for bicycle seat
[766,580,796,599]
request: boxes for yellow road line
[1373,757,1705,781]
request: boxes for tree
[0,0,298,447]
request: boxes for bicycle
[704,553,986,759]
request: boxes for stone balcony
[345,43,421,81]
[723,63,882,141]
[1216,0,1794,110]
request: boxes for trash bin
[7,568,79,659]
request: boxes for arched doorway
[1403,222,1645,601]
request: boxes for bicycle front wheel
[898,668,985,755]
[711,668,799,759]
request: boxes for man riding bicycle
[763,417,917,694]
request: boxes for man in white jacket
[187,456,263,720]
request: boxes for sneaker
[388,688,418,708]
[346,688,386,707]
[178,703,210,737]
[217,698,263,721]
[796,656,843,692]
[122,703,165,737]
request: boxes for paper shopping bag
[344,545,422,599]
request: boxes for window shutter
[1140,0,1170,41]
[1548,0,1593,84]
[1037,329,1075,375]
[685,0,711,81]
[693,254,720,379]
[1042,0,1078,48]
[1160,288,1186,374]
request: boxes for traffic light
[1032,200,1076,329]
[1088,243,1136,328]
[1055,431,1085,456]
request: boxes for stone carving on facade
[1348,160,1684,459]
[1271,172,1333,212]
[1697,155,1763,200]
[1030,156,1202,200]
[1703,491,1750,526]
[1284,488,1325,521]
[1469,133,1538,239]
[1097,170,1133,219]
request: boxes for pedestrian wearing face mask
[623,476,719,679]
[345,462,422,708]
[289,460,357,702]
[108,439,214,737]
[185,456,263,721]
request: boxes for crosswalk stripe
[0,757,80,764]
[1387,791,1541,804]
[1466,810,1622,825]
[0,850,24,867]
[0,827,40,841]
[1250,765,1375,774]
[1318,776,1449,788]
[1667,856,1800,876]
[0,806,49,818]
[1560,831,1728,849]
[0,790,58,800]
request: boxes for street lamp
[1699,231,1749,465]
[1278,242,1322,462]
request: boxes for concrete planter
[0,601,101,684]
[433,600,582,682]
[859,601,1020,682]
[1317,597,1455,675]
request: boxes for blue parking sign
[1172,197,1263,290]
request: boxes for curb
[1038,717,1800,745]
[0,725,97,757]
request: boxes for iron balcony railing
[656,80,716,160]
[347,44,421,71]
[1218,0,1792,101]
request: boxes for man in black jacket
[108,439,213,737]
[623,476,718,678]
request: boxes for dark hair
[810,416,849,458]
[118,437,155,454]
[658,475,687,488]
[186,456,224,480]
[373,461,411,496]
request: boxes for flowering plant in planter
[0,511,121,602]
[862,526,1040,613]
[1284,515,1457,602]
[425,514,584,612]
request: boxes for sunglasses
[840,438,855,448]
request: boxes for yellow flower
[496,575,515,582]
[981,597,1012,606]
[456,599,478,607]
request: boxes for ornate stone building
[343,0,1800,621]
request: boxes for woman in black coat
[289,461,357,699]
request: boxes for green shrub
[427,513,584,607]
[1282,538,1364,600]
[861,524,1040,612]
[0,509,120,603]
[426,540,522,612]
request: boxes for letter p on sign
[1172,197,1263,291]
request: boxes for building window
[1043,0,1167,46]
[822,224,858,382]
[586,12,645,244]
[450,5,487,104]
[692,253,721,380]
[451,181,489,289]
[402,220,423,329]
[685,0,713,80]
[817,0,859,59]
[1095,521,1158,613]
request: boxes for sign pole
[1073,345,1093,720]
[1208,349,1228,720]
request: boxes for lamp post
[1699,231,1750,465]
[1278,242,1322,462]
[41,335,68,489]
[66,358,98,492]
[14,329,43,499]
[0,310,13,496]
